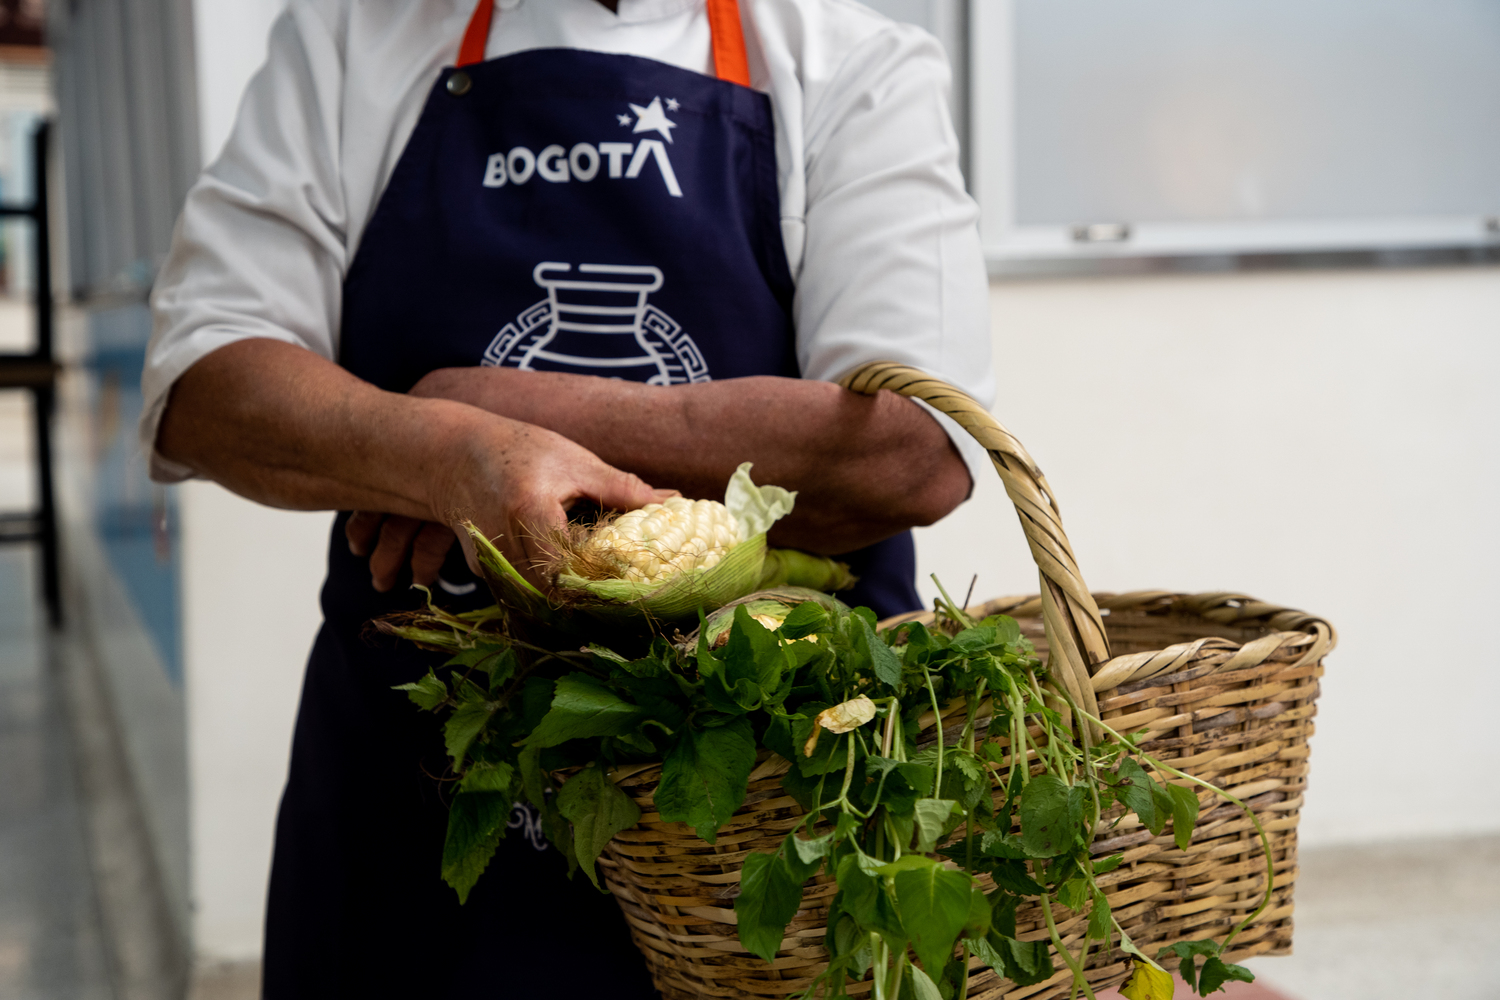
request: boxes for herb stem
[932,575,977,628]
[1038,891,1098,1000]
[962,679,987,752]
[922,664,945,791]
[839,736,858,801]
[883,699,899,757]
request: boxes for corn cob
[577,497,741,584]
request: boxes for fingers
[369,515,424,592]
[410,522,457,587]
[588,465,669,514]
[346,510,383,556]
[506,503,567,585]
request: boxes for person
[142,0,994,994]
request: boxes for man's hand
[346,513,455,592]
[343,419,671,591]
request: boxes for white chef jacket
[141,0,996,488]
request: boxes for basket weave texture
[592,364,1334,1000]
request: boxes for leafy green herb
[555,764,641,890]
[657,717,756,843]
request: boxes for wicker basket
[591,362,1334,1000]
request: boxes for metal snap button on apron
[446,70,472,96]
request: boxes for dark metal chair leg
[34,382,59,626]
[33,123,59,627]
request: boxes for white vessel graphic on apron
[482,262,710,384]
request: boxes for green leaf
[735,851,805,962]
[1151,782,1177,836]
[1179,955,1198,992]
[1197,957,1255,995]
[517,743,547,809]
[526,673,645,748]
[1159,940,1222,960]
[1087,889,1112,941]
[985,615,1023,647]
[1019,775,1083,857]
[724,605,790,695]
[779,759,823,812]
[854,613,904,687]
[556,764,642,891]
[656,717,756,843]
[785,831,832,882]
[914,798,961,854]
[909,964,943,1000]
[875,854,942,877]
[962,886,992,939]
[1056,874,1090,911]
[394,670,448,710]
[837,854,907,945]
[458,761,515,796]
[1158,939,1221,991]
[980,830,1030,860]
[444,697,495,768]
[1167,784,1201,852]
[1115,758,1162,835]
[982,932,1054,987]
[779,601,830,641]
[762,714,798,761]
[1093,852,1126,875]
[894,863,972,975]
[968,934,1003,974]
[585,643,631,667]
[440,792,510,903]
[949,625,999,654]
[793,709,849,777]
[989,890,1020,939]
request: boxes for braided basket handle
[840,361,1107,732]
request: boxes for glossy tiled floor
[0,546,114,1000]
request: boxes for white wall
[180,485,329,960]
[192,0,286,165]
[917,265,1500,848]
[183,0,317,964]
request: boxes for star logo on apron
[628,96,677,142]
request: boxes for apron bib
[265,3,917,994]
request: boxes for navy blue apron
[263,3,920,995]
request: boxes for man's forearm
[412,369,970,553]
[156,339,485,517]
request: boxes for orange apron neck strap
[457,0,495,68]
[706,0,751,87]
[456,0,751,86]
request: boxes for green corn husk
[758,548,858,591]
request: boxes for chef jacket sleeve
[792,21,996,496]
[141,2,348,483]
